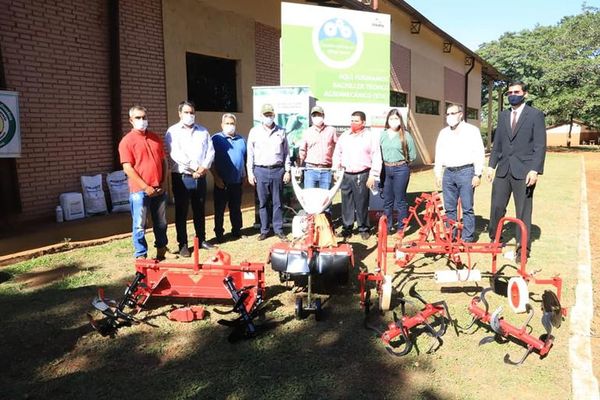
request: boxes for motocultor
[465,287,563,365]
[365,283,456,357]
[270,167,354,321]
[88,238,266,341]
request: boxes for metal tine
[434,300,460,337]
[385,320,414,357]
[504,346,534,366]
[541,312,554,337]
[480,287,494,314]
[408,282,428,305]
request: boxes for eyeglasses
[446,111,461,116]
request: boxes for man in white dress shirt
[165,100,215,256]
[434,104,485,242]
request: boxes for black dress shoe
[336,230,351,238]
[214,235,225,244]
[200,241,215,250]
[258,233,268,241]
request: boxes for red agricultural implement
[88,238,267,341]
[357,192,566,363]
[270,167,354,320]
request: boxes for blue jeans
[304,169,332,190]
[129,191,168,258]
[442,166,475,241]
[254,166,285,235]
[383,164,410,230]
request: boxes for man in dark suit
[487,81,546,259]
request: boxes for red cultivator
[365,283,456,356]
[88,238,267,341]
[466,287,563,365]
[358,192,566,363]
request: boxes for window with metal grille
[186,52,239,112]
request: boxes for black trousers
[489,173,535,256]
[171,173,207,247]
[340,170,370,233]
[213,183,243,237]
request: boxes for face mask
[388,120,401,130]
[181,114,195,126]
[133,119,148,131]
[350,122,364,133]
[311,116,324,126]
[223,124,235,136]
[262,116,274,126]
[508,94,525,106]
[446,115,461,127]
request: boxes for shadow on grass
[0,261,453,400]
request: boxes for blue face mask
[507,94,525,106]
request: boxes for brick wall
[119,0,167,136]
[0,0,113,221]
[254,22,280,86]
[0,0,168,224]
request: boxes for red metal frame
[132,238,265,315]
[358,192,565,315]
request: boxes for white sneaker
[503,250,516,261]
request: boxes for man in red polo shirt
[118,105,170,259]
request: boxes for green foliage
[477,5,600,127]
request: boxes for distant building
[0,0,503,225]
[546,120,600,146]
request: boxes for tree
[477,6,600,145]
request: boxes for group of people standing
[118,79,545,262]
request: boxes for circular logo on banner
[0,101,17,149]
[312,18,363,69]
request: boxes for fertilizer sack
[106,170,130,213]
[80,174,108,215]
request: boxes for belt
[384,161,407,167]
[255,164,283,169]
[446,164,474,172]
[306,163,332,168]
[344,168,369,175]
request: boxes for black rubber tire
[314,298,322,321]
[295,297,303,320]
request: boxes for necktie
[511,111,517,134]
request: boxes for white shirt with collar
[434,120,485,179]
[165,122,215,174]
[510,102,526,127]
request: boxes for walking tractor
[269,167,354,320]
[357,192,566,362]
[88,238,267,341]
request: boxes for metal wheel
[379,274,393,311]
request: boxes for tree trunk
[567,113,574,148]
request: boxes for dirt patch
[584,153,600,383]
[15,265,80,288]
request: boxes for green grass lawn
[0,152,582,400]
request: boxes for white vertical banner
[0,90,21,158]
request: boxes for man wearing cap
[247,104,292,241]
[332,111,382,240]
[298,105,338,191]
[165,100,215,257]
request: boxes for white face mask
[223,124,235,136]
[133,119,148,131]
[262,116,275,126]
[181,114,195,126]
[388,119,401,130]
[311,116,324,126]
[446,115,461,127]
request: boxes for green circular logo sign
[0,101,17,149]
